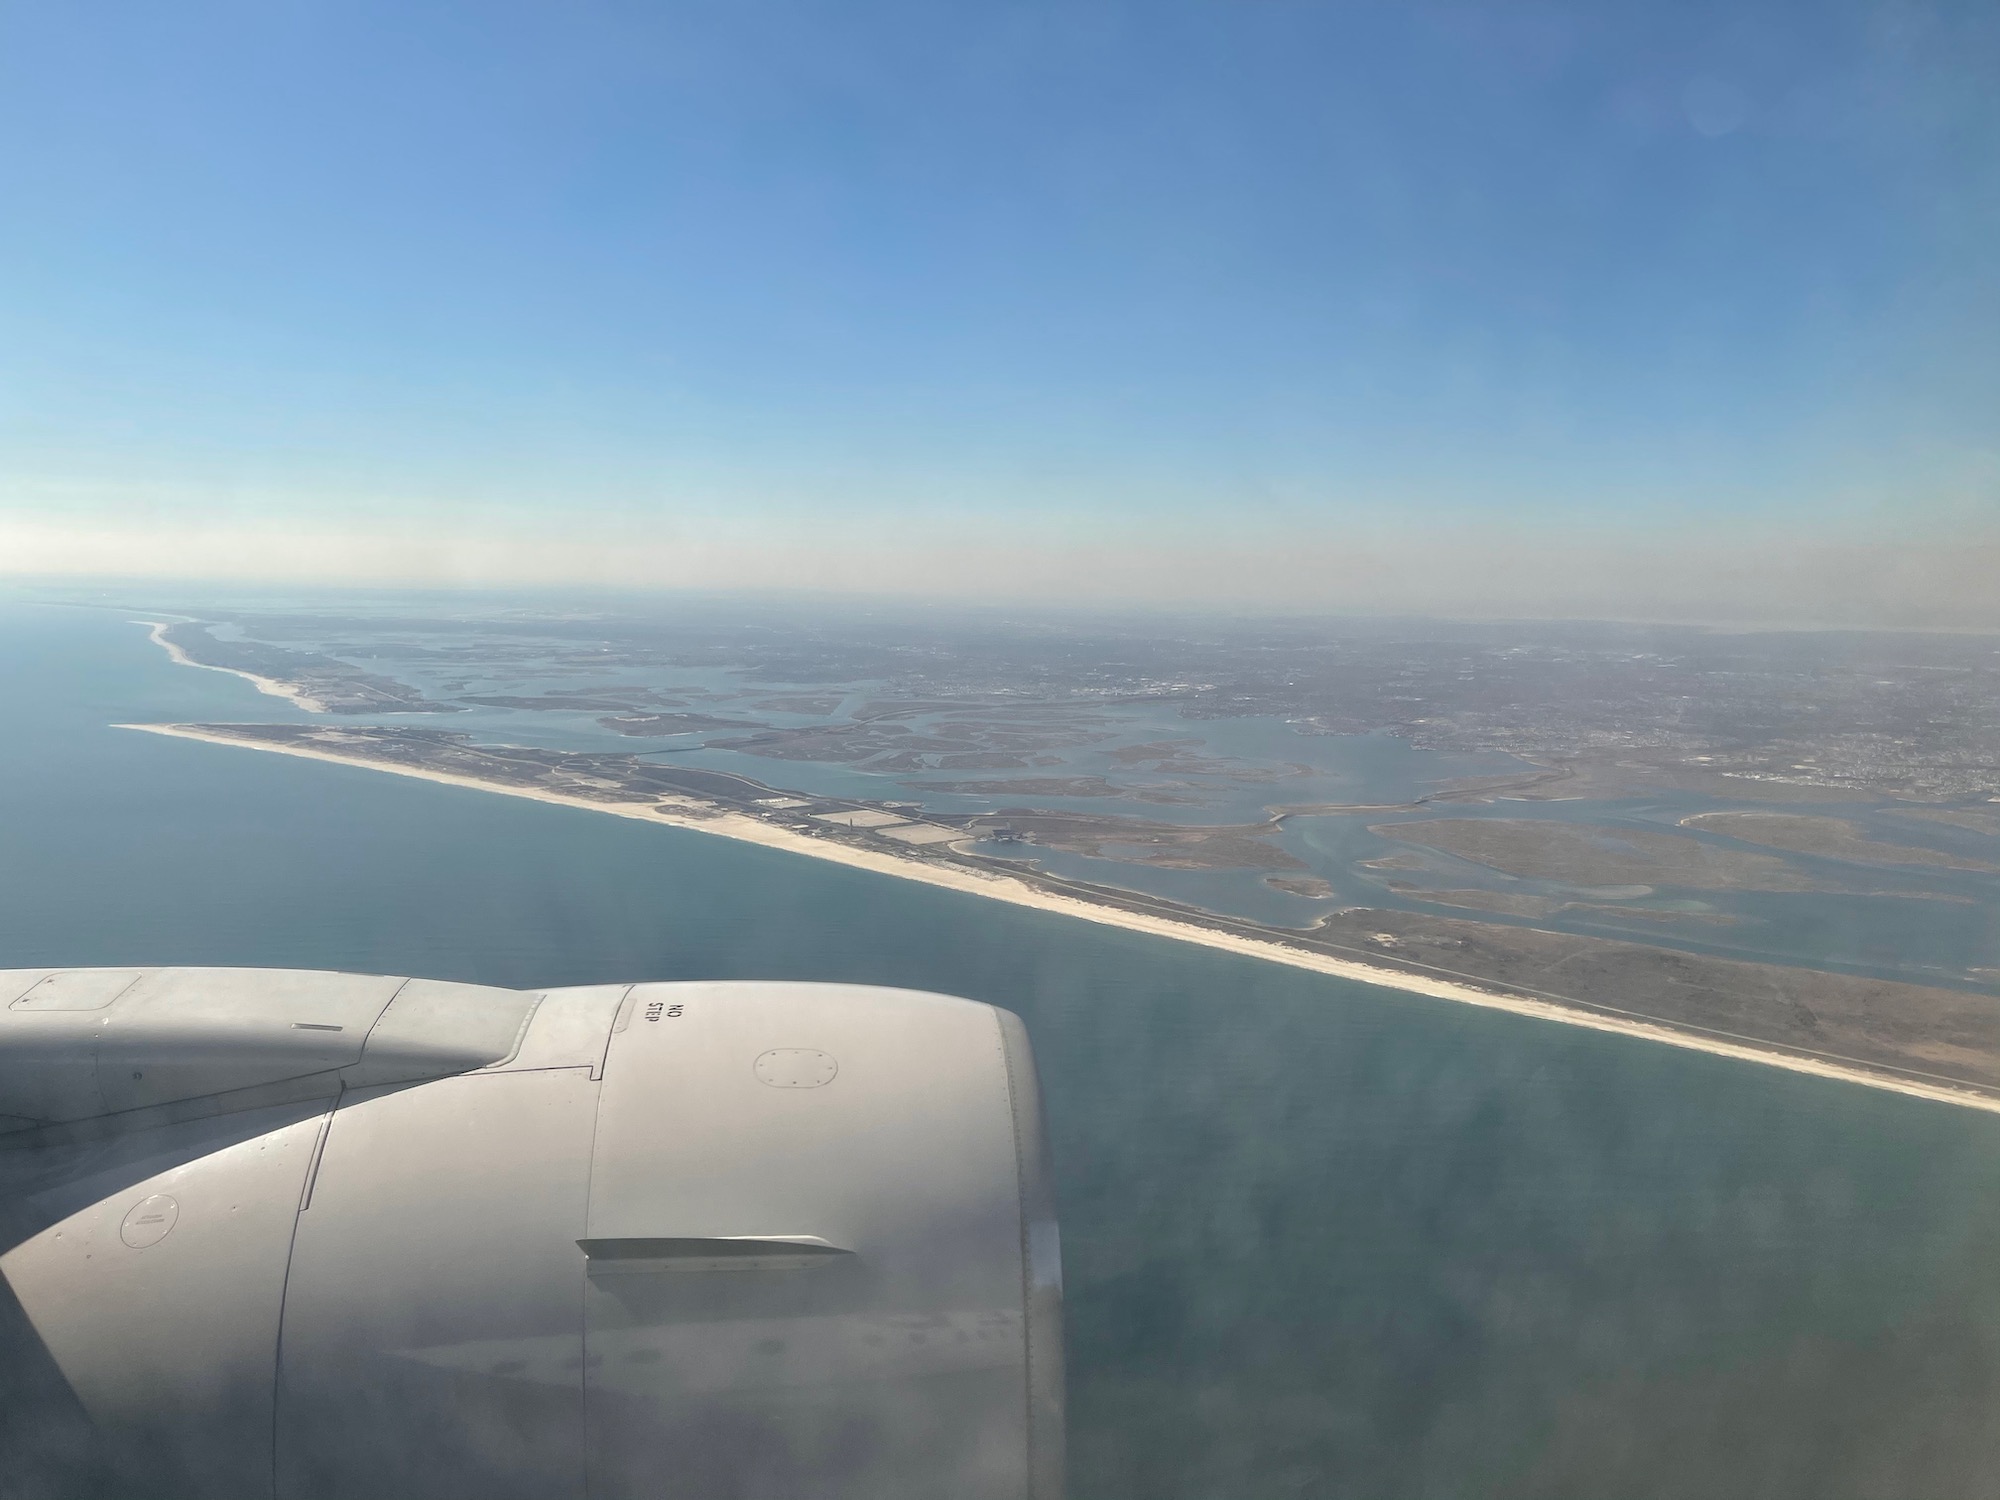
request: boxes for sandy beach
[116,720,2000,1117]
[135,621,332,714]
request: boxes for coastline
[116,720,2000,1118]
[134,620,332,714]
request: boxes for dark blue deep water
[7,599,2000,1499]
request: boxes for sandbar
[136,620,331,714]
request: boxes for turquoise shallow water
[8,599,2000,1498]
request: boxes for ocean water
[7,599,2000,1498]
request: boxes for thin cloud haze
[0,0,1995,620]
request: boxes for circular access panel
[754,1049,838,1088]
[120,1194,180,1249]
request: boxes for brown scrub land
[971,810,1306,871]
[1316,907,2000,1092]
[1888,807,2000,838]
[1682,811,1997,871]
[1264,875,1337,898]
[1372,818,1826,892]
[1396,888,1567,918]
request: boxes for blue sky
[1,0,1996,618]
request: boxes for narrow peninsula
[120,720,2000,1117]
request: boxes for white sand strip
[115,721,2000,1118]
[134,620,330,714]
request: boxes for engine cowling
[0,968,1063,1500]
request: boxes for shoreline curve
[115,720,2000,1119]
[134,619,331,714]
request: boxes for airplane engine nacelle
[0,969,1064,1500]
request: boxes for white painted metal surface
[2,1100,332,1498]
[276,1068,597,1500]
[0,968,536,1125]
[0,968,1065,1500]
[585,982,1033,1500]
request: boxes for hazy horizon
[3,0,1996,625]
[6,530,1998,631]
